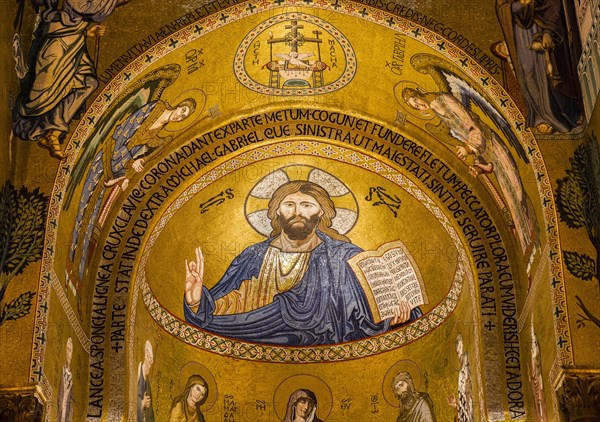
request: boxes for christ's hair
[267,180,349,242]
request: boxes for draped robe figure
[496,0,580,133]
[70,101,166,280]
[184,181,423,345]
[429,93,536,253]
[169,375,208,422]
[396,393,436,422]
[456,352,474,422]
[184,231,422,346]
[530,331,548,421]
[169,399,206,422]
[393,371,437,422]
[137,363,155,422]
[13,0,118,143]
[283,390,323,422]
[57,364,74,422]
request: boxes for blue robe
[137,365,155,422]
[184,232,422,346]
[70,102,159,279]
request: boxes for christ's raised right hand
[185,247,204,308]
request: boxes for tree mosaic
[0,182,49,325]
[556,133,600,328]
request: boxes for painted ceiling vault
[0,0,599,421]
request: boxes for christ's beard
[280,214,320,240]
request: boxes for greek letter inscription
[185,48,205,75]
[199,188,234,213]
[365,186,402,217]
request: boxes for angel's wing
[411,55,528,164]
[64,64,181,209]
[446,71,528,164]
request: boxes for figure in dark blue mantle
[183,180,422,346]
[69,98,195,282]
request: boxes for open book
[348,240,428,324]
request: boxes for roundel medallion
[234,12,357,96]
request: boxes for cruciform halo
[244,164,358,238]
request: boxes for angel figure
[68,98,195,281]
[62,64,202,294]
[402,82,536,254]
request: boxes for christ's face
[406,96,430,111]
[277,192,324,240]
[295,398,313,419]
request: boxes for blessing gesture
[184,247,204,309]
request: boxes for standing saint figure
[69,98,195,282]
[495,0,581,134]
[138,340,155,422]
[402,88,536,254]
[283,389,323,422]
[183,180,421,346]
[530,326,548,421]
[169,374,209,422]
[57,337,74,422]
[447,334,474,422]
[392,371,436,422]
[12,0,129,159]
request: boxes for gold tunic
[214,247,310,315]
